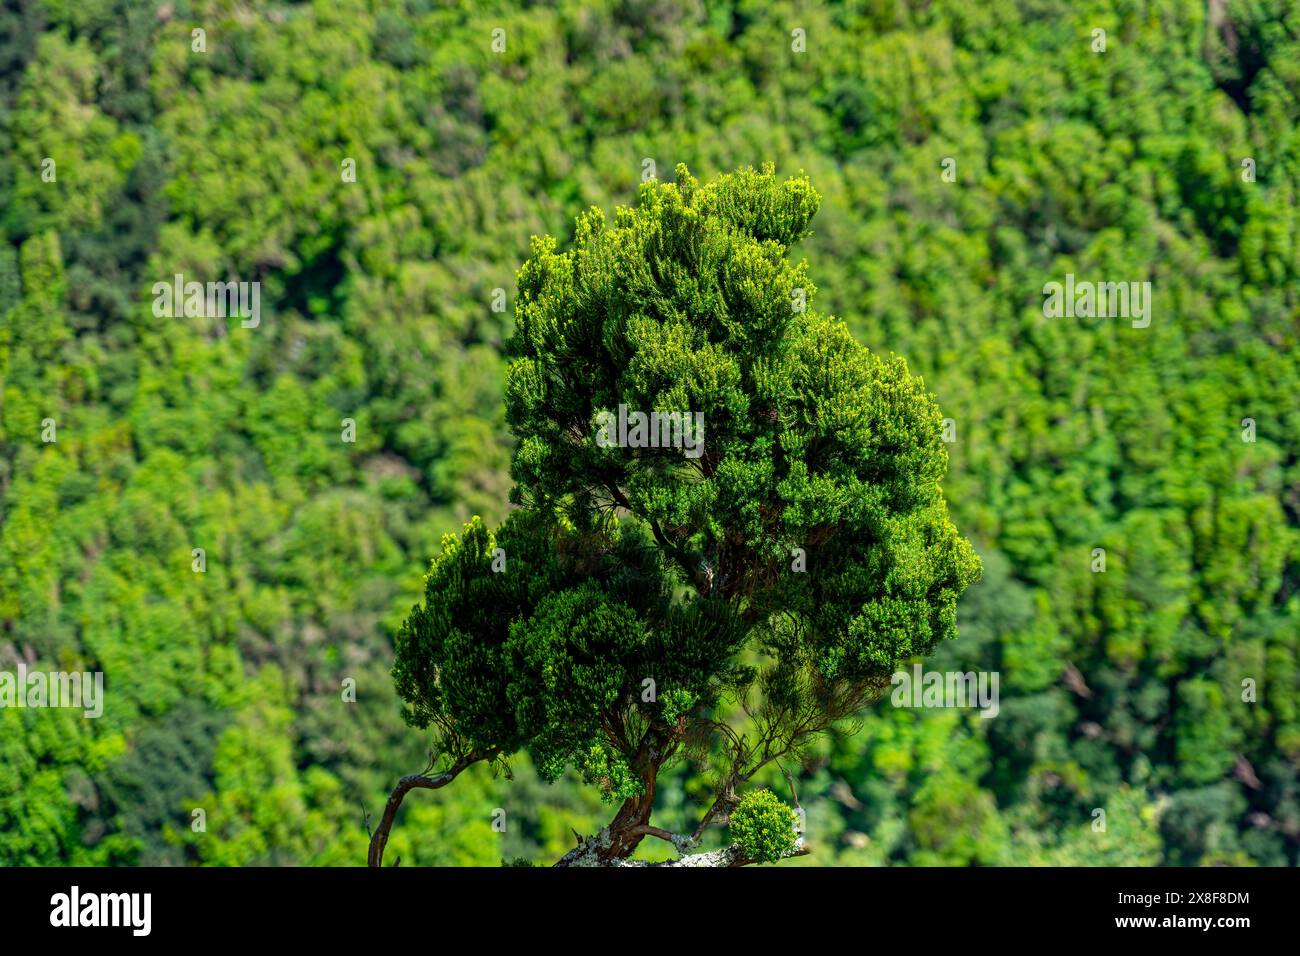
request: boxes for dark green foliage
[504,165,979,686]
[395,166,978,826]
[92,701,230,865]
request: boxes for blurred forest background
[1,0,1298,866]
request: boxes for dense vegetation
[1,0,1297,867]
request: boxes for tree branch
[555,826,809,867]
[600,480,707,592]
[576,838,811,867]
[648,839,810,867]
[624,823,699,854]
[624,823,679,842]
[367,750,496,868]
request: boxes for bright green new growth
[392,164,981,862]
[730,789,799,863]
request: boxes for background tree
[374,165,981,866]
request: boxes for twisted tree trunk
[554,731,668,866]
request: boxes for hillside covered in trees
[1,0,1297,867]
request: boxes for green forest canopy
[0,0,1297,866]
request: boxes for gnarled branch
[367,750,497,867]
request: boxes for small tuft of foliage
[730,789,798,864]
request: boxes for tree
[370,164,981,867]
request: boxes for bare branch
[367,750,497,868]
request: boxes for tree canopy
[385,165,981,865]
